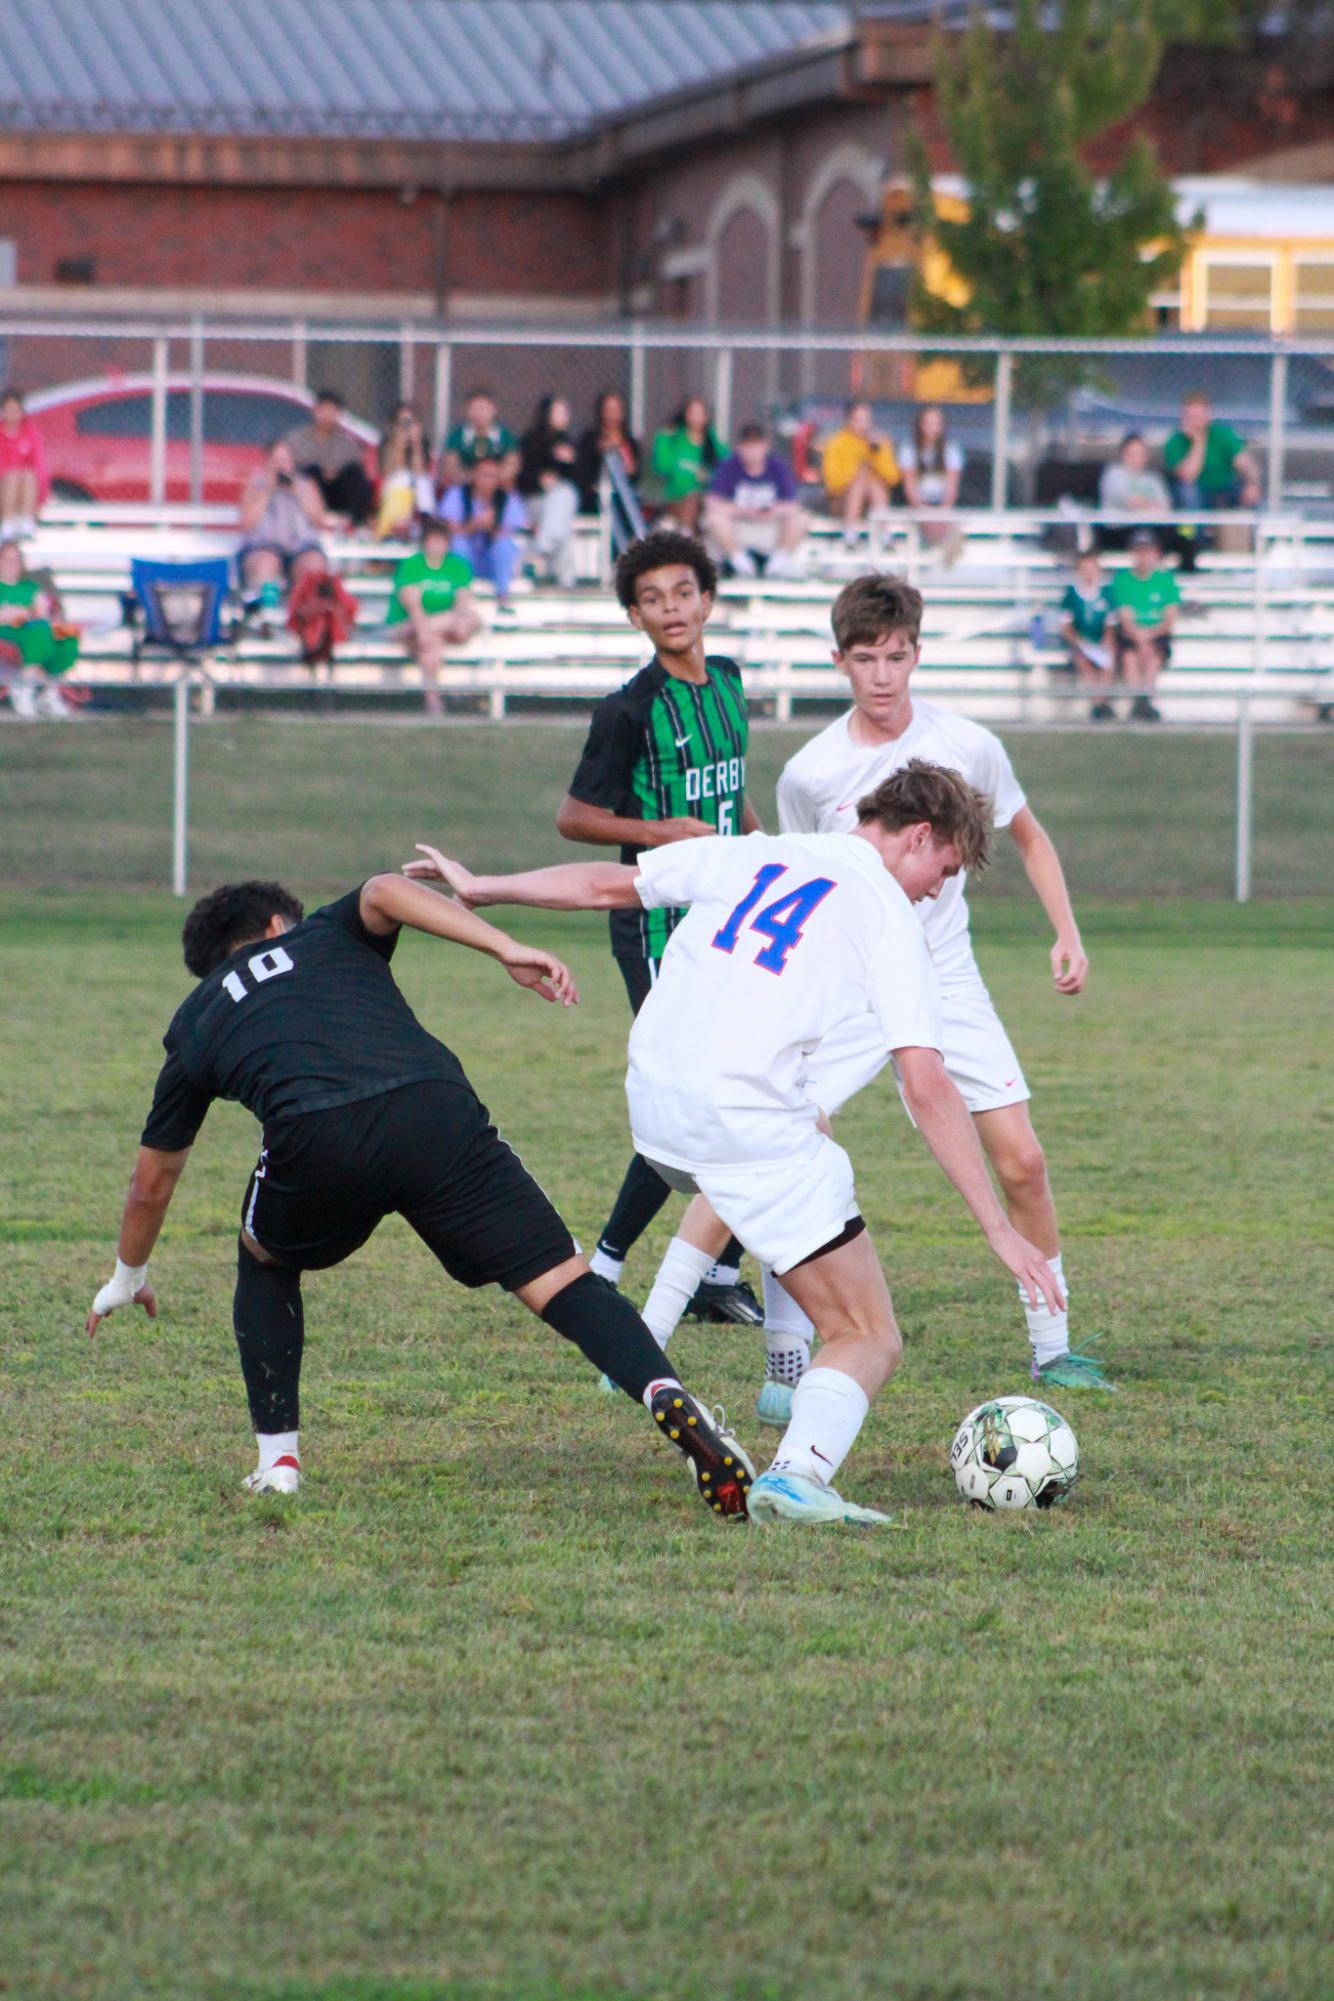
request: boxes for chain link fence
[4,318,1333,512]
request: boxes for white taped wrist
[115,1258,149,1293]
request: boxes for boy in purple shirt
[704,424,809,578]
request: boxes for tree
[908,0,1194,405]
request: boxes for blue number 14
[711,865,837,974]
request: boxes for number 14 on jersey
[711,865,836,975]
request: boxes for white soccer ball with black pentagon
[949,1395,1079,1510]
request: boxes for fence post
[1234,693,1253,905]
[292,321,307,391]
[149,336,169,506]
[714,347,734,445]
[399,322,416,403]
[1266,349,1287,507]
[434,342,452,452]
[188,318,205,506]
[990,350,1013,512]
[172,678,191,898]
[629,327,646,441]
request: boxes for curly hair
[181,881,305,978]
[855,759,991,873]
[614,529,718,610]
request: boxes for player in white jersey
[765,571,1111,1406]
[404,761,1063,1525]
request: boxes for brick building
[2,1,1331,425]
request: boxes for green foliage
[909,0,1194,403]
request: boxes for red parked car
[25,373,382,505]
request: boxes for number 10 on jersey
[711,865,836,974]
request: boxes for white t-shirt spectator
[899,437,964,507]
[1099,461,1171,513]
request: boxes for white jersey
[627,830,942,1171]
[776,700,1025,987]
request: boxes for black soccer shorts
[240,1080,575,1290]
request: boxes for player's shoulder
[703,652,743,683]
[914,698,1009,765]
[781,710,853,780]
[595,659,666,724]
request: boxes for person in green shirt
[1163,393,1261,513]
[439,388,519,493]
[387,519,481,718]
[1057,550,1119,720]
[651,397,724,534]
[1109,529,1181,722]
[0,537,79,715]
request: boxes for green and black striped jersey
[568,654,749,962]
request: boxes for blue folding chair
[124,556,236,675]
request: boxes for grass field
[2,718,1332,2001]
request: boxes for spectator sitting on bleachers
[1097,432,1195,572]
[518,395,580,587]
[237,440,327,603]
[0,389,49,541]
[821,399,899,544]
[285,389,375,529]
[386,516,481,719]
[1109,527,1179,723]
[440,456,527,609]
[1163,392,1261,517]
[651,396,724,535]
[899,404,964,549]
[574,391,641,513]
[704,423,808,579]
[0,537,79,717]
[1057,549,1119,720]
[375,403,434,542]
[440,387,520,492]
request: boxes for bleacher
[22,503,1334,726]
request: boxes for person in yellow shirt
[821,399,900,542]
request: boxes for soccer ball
[949,1395,1079,1511]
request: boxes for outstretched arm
[403,846,642,912]
[358,874,578,1005]
[896,1049,1064,1313]
[86,1145,191,1336]
[1006,807,1087,995]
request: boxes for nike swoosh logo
[675,735,692,749]
[1003,1075,1019,1087]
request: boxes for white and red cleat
[242,1454,301,1496]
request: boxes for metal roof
[0,0,903,145]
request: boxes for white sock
[1023,1252,1068,1367]
[703,1258,740,1288]
[761,1265,813,1384]
[729,547,757,576]
[256,1429,299,1472]
[641,1373,683,1412]
[589,1246,623,1284]
[641,1237,714,1349]
[768,1367,868,1488]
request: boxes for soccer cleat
[242,1455,301,1496]
[597,1371,619,1395]
[755,1380,794,1428]
[685,1278,764,1327]
[747,1469,890,1526]
[650,1387,754,1520]
[1033,1337,1117,1392]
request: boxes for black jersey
[140,889,467,1152]
[567,654,748,963]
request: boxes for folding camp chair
[123,556,237,677]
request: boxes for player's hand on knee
[499,942,579,1008]
[87,1261,158,1338]
[403,845,481,907]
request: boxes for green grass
[2,719,1332,2000]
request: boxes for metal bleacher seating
[27,501,1334,725]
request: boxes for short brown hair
[832,573,923,652]
[856,758,991,872]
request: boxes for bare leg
[777,1229,902,1400]
[973,1103,1059,1255]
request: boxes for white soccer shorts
[641,1128,861,1277]
[806,979,1030,1119]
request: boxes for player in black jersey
[85,871,752,1517]
[557,530,763,1326]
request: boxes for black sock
[596,1152,672,1263]
[233,1239,304,1433]
[540,1271,678,1402]
[715,1236,744,1275]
